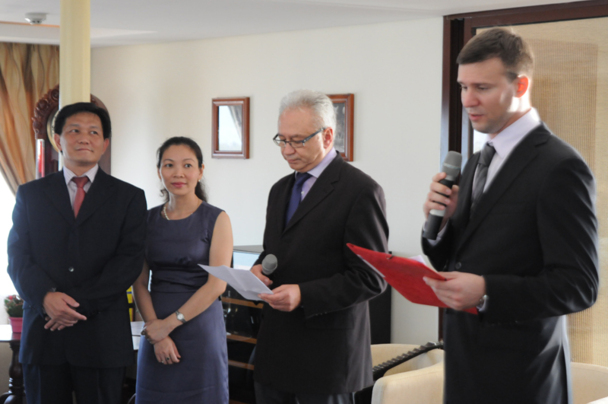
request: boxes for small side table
[0,325,25,404]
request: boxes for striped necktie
[470,143,496,217]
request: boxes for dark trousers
[23,363,125,404]
[255,382,355,404]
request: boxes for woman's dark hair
[156,136,207,202]
[54,102,112,139]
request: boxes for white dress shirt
[299,148,337,200]
[474,108,542,193]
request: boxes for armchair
[573,362,608,404]
[367,343,444,404]
[362,344,608,404]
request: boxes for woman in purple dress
[133,137,232,403]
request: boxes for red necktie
[72,177,89,217]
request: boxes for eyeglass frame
[273,128,326,149]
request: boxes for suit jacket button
[455,262,462,270]
[68,267,74,272]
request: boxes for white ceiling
[0,0,592,47]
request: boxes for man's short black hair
[54,102,111,139]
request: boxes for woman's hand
[141,318,176,345]
[153,337,181,365]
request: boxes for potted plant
[4,295,23,333]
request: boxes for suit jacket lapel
[74,169,115,225]
[45,172,75,224]
[283,153,342,233]
[457,126,550,251]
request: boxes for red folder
[347,243,477,315]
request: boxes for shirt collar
[63,164,100,185]
[306,148,337,179]
[478,108,542,159]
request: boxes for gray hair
[278,90,336,131]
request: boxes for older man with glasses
[250,89,389,404]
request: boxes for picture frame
[212,97,250,159]
[328,93,354,162]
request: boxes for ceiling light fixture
[25,12,47,25]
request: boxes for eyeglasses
[273,128,325,149]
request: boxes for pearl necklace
[163,200,202,220]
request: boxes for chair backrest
[371,344,420,365]
[370,344,445,404]
[370,350,608,404]
[572,362,608,404]
[371,343,444,376]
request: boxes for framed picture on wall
[212,97,250,159]
[327,94,354,161]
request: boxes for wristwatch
[477,294,489,311]
[175,310,187,324]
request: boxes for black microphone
[261,254,278,276]
[423,151,462,240]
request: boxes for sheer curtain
[0,43,59,323]
[0,43,59,194]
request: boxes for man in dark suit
[8,102,147,404]
[251,89,388,404]
[422,28,598,404]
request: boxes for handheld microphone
[424,151,462,240]
[261,254,278,276]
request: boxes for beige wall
[91,18,444,344]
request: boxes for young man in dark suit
[251,90,389,404]
[8,102,147,404]
[422,28,598,403]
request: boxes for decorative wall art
[328,93,354,162]
[212,97,250,159]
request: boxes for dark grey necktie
[470,143,496,216]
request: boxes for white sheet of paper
[199,264,273,301]
[409,255,427,265]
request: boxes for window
[0,178,16,324]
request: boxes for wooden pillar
[59,0,90,107]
